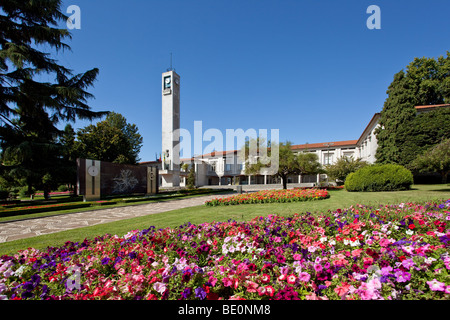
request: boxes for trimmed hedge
[0,203,92,218]
[344,164,414,192]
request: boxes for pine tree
[0,0,107,198]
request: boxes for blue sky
[56,0,450,162]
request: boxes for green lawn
[0,184,449,256]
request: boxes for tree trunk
[281,175,287,190]
[441,171,449,184]
[44,188,50,200]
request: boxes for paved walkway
[0,193,232,243]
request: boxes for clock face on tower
[164,76,171,89]
[88,165,99,177]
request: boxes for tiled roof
[291,140,358,150]
[415,104,450,110]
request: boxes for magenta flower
[427,279,446,292]
[298,272,310,282]
[401,259,415,269]
[222,277,233,287]
[314,264,323,272]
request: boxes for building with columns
[173,104,449,187]
[148,68,450,188]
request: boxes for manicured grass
[0,184,449,257]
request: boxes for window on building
[323,153,334,165]
[209,162,216,172]
[225,164,232,171]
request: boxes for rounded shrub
[344,164,414,192]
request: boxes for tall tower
[160,69,181,187]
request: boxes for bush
[18,186,36,198]
[344,164,413,192]
[325,156,368,185]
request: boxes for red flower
[408,224,416,230]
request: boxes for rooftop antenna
[167,52,175,72]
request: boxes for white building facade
[151,68,449,188]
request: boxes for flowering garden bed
[205,189,330,206]
[0,198,449,300]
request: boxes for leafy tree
[76,112,143,164]
[410,138,450,184]
[243,140,322,189]
[375,53,450,166]
[401,107,450,169]
[325,156,368,185]
[0,0,107,198]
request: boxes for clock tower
[160,69,181,187]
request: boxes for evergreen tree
[375,53,450,166]
[0,0,107,198]
[410,138,450,184]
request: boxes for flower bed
[205,189,330,206]
[0,199,449,300]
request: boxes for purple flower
[395,270,411,283]
[402,259,415,269]
[101,257,110,265]
[195,287,207,300]
[182,288,192,299]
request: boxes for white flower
[350,240,360,247]
[14,266,25,277]
[222,244,228,254]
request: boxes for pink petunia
[334,282,351,297]
[153,282,166,294]
[298,272,311,282]
[245,280,258,293]
[427,279,446,292]
[379,238,391,247]
[314,264,323,273]
[222,277,233,287]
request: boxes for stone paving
[0,193,232,243]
